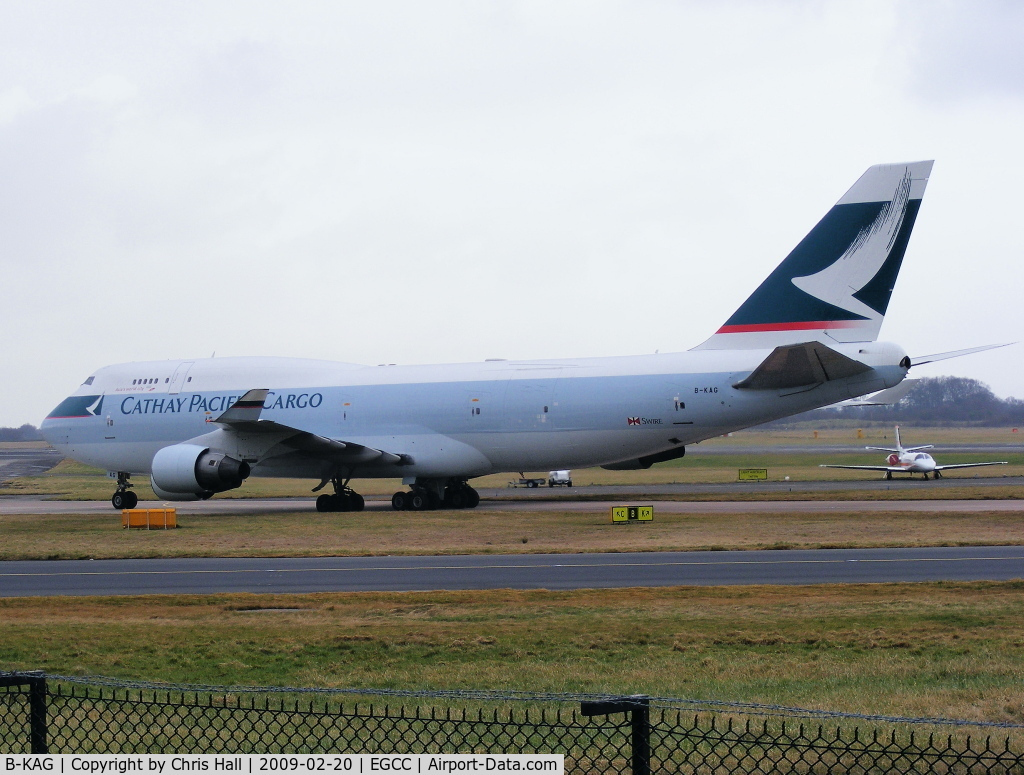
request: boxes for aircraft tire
[350,493,365,511]
[465,488,480,508]
[111,492,128,510]
[392,491,408,511]
[333,494,351,512]
[446,490,465,509]
[410,491,429,511]
[316,494,332,513]
[124,491,138,509]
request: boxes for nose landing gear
[111,472,138,510]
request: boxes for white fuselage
[888,451,937,474]
[42,341,909,483]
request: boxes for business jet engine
[150,443,251,501]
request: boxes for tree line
[783,376,1024,427]
[0,424,43,442]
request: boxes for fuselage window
[132,380,137,385]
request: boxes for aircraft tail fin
[694,161,933,351]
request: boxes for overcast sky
[2,1,1022,427]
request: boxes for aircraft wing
[933,461,1008,471]
[213,389,411,467]
[732,342,871,390]
[819,464,904,472]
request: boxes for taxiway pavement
[3,495,1024,515]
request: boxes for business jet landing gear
[391,479,480,511]
[111,472,138,510]
[314,477,365,513]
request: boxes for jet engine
[150,443,250,500]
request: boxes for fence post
[580,695,651,775]
[27,672,48,754]
[629,696,650,775]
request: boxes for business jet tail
[695,161,933,351]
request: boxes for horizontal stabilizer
[910,343,1013,367]
[732,341,871,390]
[840,379,918,407]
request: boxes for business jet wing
[819,464,905,472]
[933,461,1009,471]
[732,341,871,390]
[213,389,410,466]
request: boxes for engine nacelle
[150,479,208,501]
[150,443,251,499]
[601,445,686,471]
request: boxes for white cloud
[2,0,1023,425]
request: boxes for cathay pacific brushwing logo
[790,169,912,321]
[46,395,104,419]
[717,164,924,334]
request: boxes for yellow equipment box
[122,508,177,529]
[610,505,654,523]
[738,468,768,481]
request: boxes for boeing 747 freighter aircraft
[42,161,988,512]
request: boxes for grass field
[3,583,1024,727]
[3,507,1024,560]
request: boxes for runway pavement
[0,446,62,482]
[2,546,1023,597]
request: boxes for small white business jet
[40,160,1005,510]
[821,426,1009,480]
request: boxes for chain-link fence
[3,672,1024,773]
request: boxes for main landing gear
[111,472,138,510]
[314,477,365,513]
[391,479,480,511]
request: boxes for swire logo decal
[627,417,640,425]
[627,417,662,426]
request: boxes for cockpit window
[915,453,929,461]
[82,376,95,386]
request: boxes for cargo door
[168,362,195,395]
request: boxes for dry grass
[3,507,1024,560]
[3,583,1024,728]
